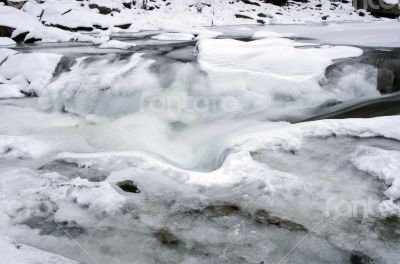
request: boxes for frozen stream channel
[0,22,400,264]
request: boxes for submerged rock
[375,215,400,241]
[116,180,141,193]
[154,228,182,246]
[205,204,241,217]
[254,209,308,232]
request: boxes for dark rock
[117,180,141,193]
[6,0,27,9]
[358,11,365,16]
[93,25,108,30]
[123,2,132,8]
[12,31,28,43]
[257,13,267,17]
[88,4,119,15]
[241,0,261,6]
[321,15,329,20]
[254,209,308,232]
[350,251,376,264]
[19,90,38,97]
[114,23,132,29]
[257,19,266,24]
[0,25,15,38]
[315,3,322,7]
[205,204,241,217]
[235,14,253,19]
[262,0,288,6]
[154,228,181,246]
[47,24,93,32]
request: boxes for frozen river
[0,22,400,264]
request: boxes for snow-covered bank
[0,0,387,45]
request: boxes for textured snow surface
[99,39,136,49]
[0,0,383,45]
[0,37,16,46]
[0,236,78,264]
[0,14,399,263]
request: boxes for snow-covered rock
[151,33,195,41]
[0,37,16,46]
[99,39,136,49]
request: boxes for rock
[374,215,400,241]
[116,180,141,193]
[20,90,38,97]
[48,23,94,32]
[350,251,376,264]
[359,11,365,16]
[205,204,241,217]
[6,0,27,9]
[154,228,181,246]
[235,14,253,20]
[254,209,308,232]
[123,1,132,8]
[114,23,132,29]
[262,0,288,6]
[0,25,15,38]
[88,4,119,15]
[321,15,329,20]
[12,31,28,43]
[257,13,267,17]
[241,0,261,6]
[257,19,266,24]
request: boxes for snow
[0,236,78,264]
[99,39,136,49]
[196,38,370,113]
[0,37,16,46]
[0,2,399,262]
[351,146,400,215]
[0,52,62,93]
[151,32,195,41]
[383,0,399,4]
[251,22,400,48]
[0,0,381,46]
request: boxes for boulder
[88,4,119,15]
[6,0,27,9]
[0,25,15,38]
